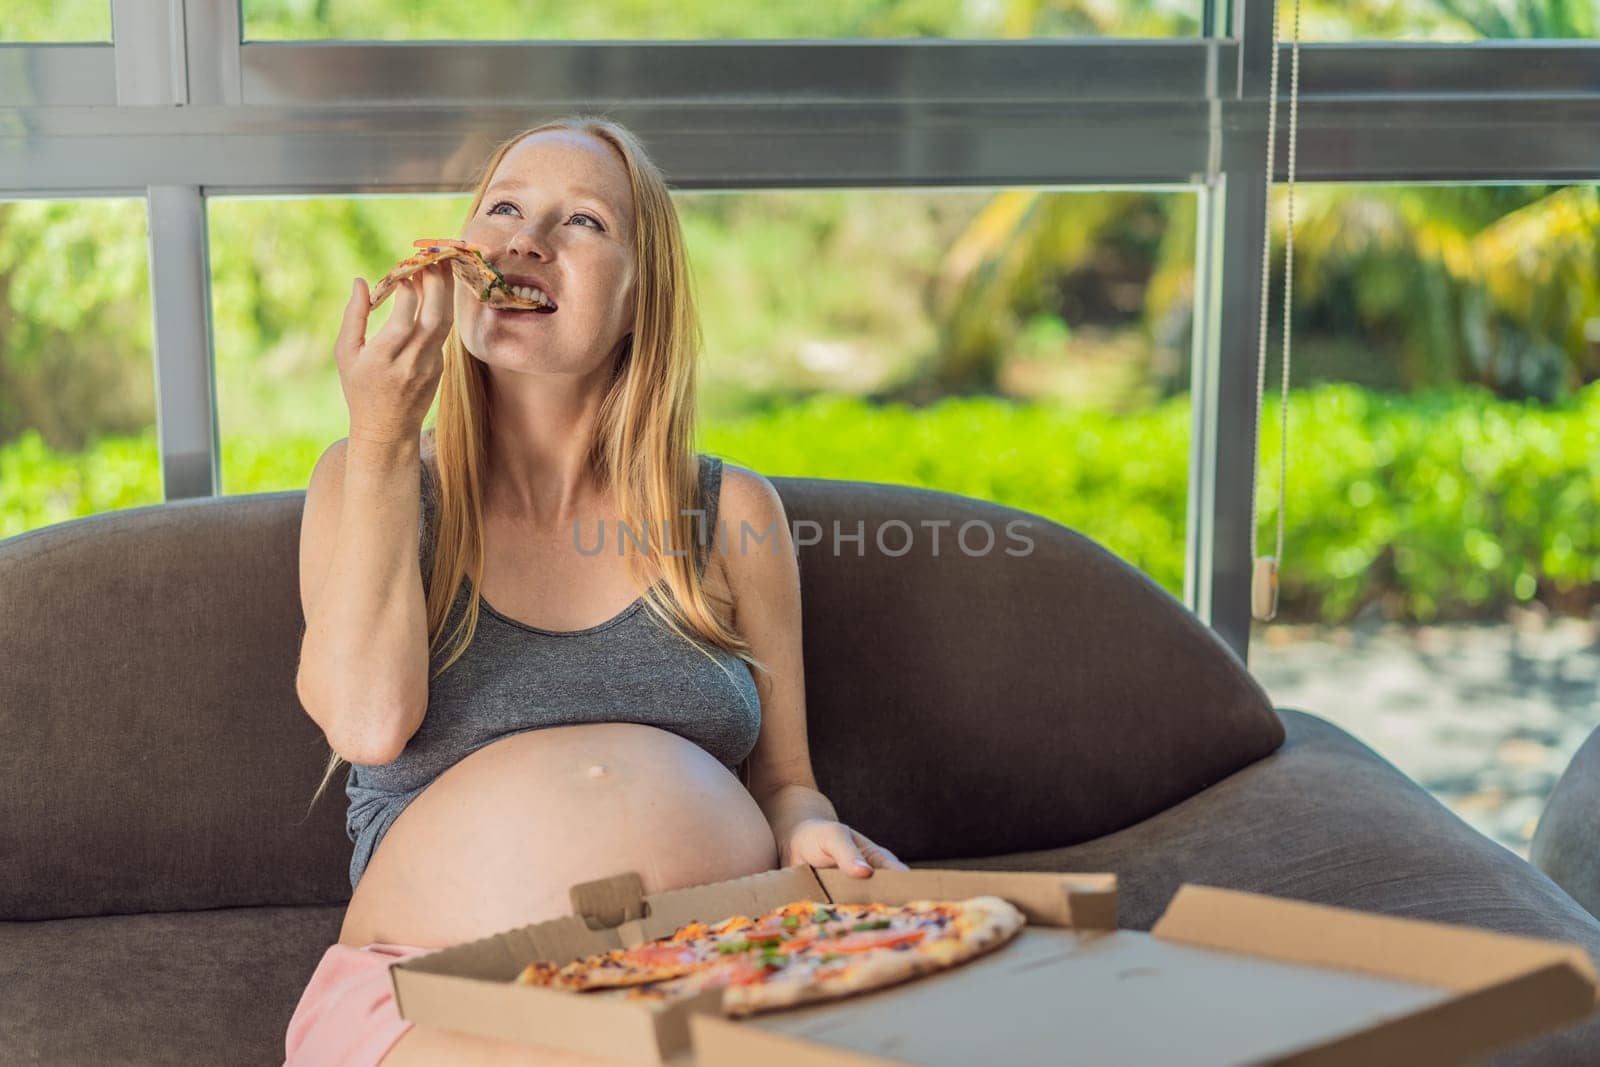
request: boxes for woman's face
[454,130,638,374]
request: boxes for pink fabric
[284,942,434,1067]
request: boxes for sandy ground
[1245,609,1600,860]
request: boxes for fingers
[369,272,422,354]
[414,260,453,347]
[784,820,907,878]
[821,824,873,877]
[853,831,909,871]
[337,277,371,360]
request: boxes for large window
[1247,181,1600,857]
[213,186,1195,597]
[238,0,1600,42]
[241,0,1202,41]
[0,198,155,538]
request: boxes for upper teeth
[509,285,552,308]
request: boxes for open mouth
[497,288,558,314]
[488,289,557,314]
[477,261,558,313]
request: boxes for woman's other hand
[779,818,909,878]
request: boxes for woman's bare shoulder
[716,462,786,527]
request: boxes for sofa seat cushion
[928,709,1600,1066]
[0,903,342,1066]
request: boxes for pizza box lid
[388,864,1119,1065]
[690,883,1600,1067]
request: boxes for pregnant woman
[285,116,906,1066]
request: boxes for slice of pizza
[368,238,555,314]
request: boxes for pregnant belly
[338,723,780,950]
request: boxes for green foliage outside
[5,381,1596,625]
[8,0,1597,44]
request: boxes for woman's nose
[507,224,552,260]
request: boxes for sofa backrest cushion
[0,475,1283,919]
[0,493,351,920]
[772,474,1285,864]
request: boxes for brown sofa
[3,473,1598,1065]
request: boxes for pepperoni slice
[817,928,927,954]
[621,944,702,968]
[412,237,479,250]
[719,956,782,987]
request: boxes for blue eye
[487,201,603,230]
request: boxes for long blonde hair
[308,115,768,811]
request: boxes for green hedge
[4,381,1596,624]
[709,382,1600,622]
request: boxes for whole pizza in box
[515,896,1025,1016]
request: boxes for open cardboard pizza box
[389,865,1600,1066]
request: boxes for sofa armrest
[1531,724,1600,920]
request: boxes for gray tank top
[342,453,763,890]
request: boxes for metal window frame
[4,2,1599,662]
